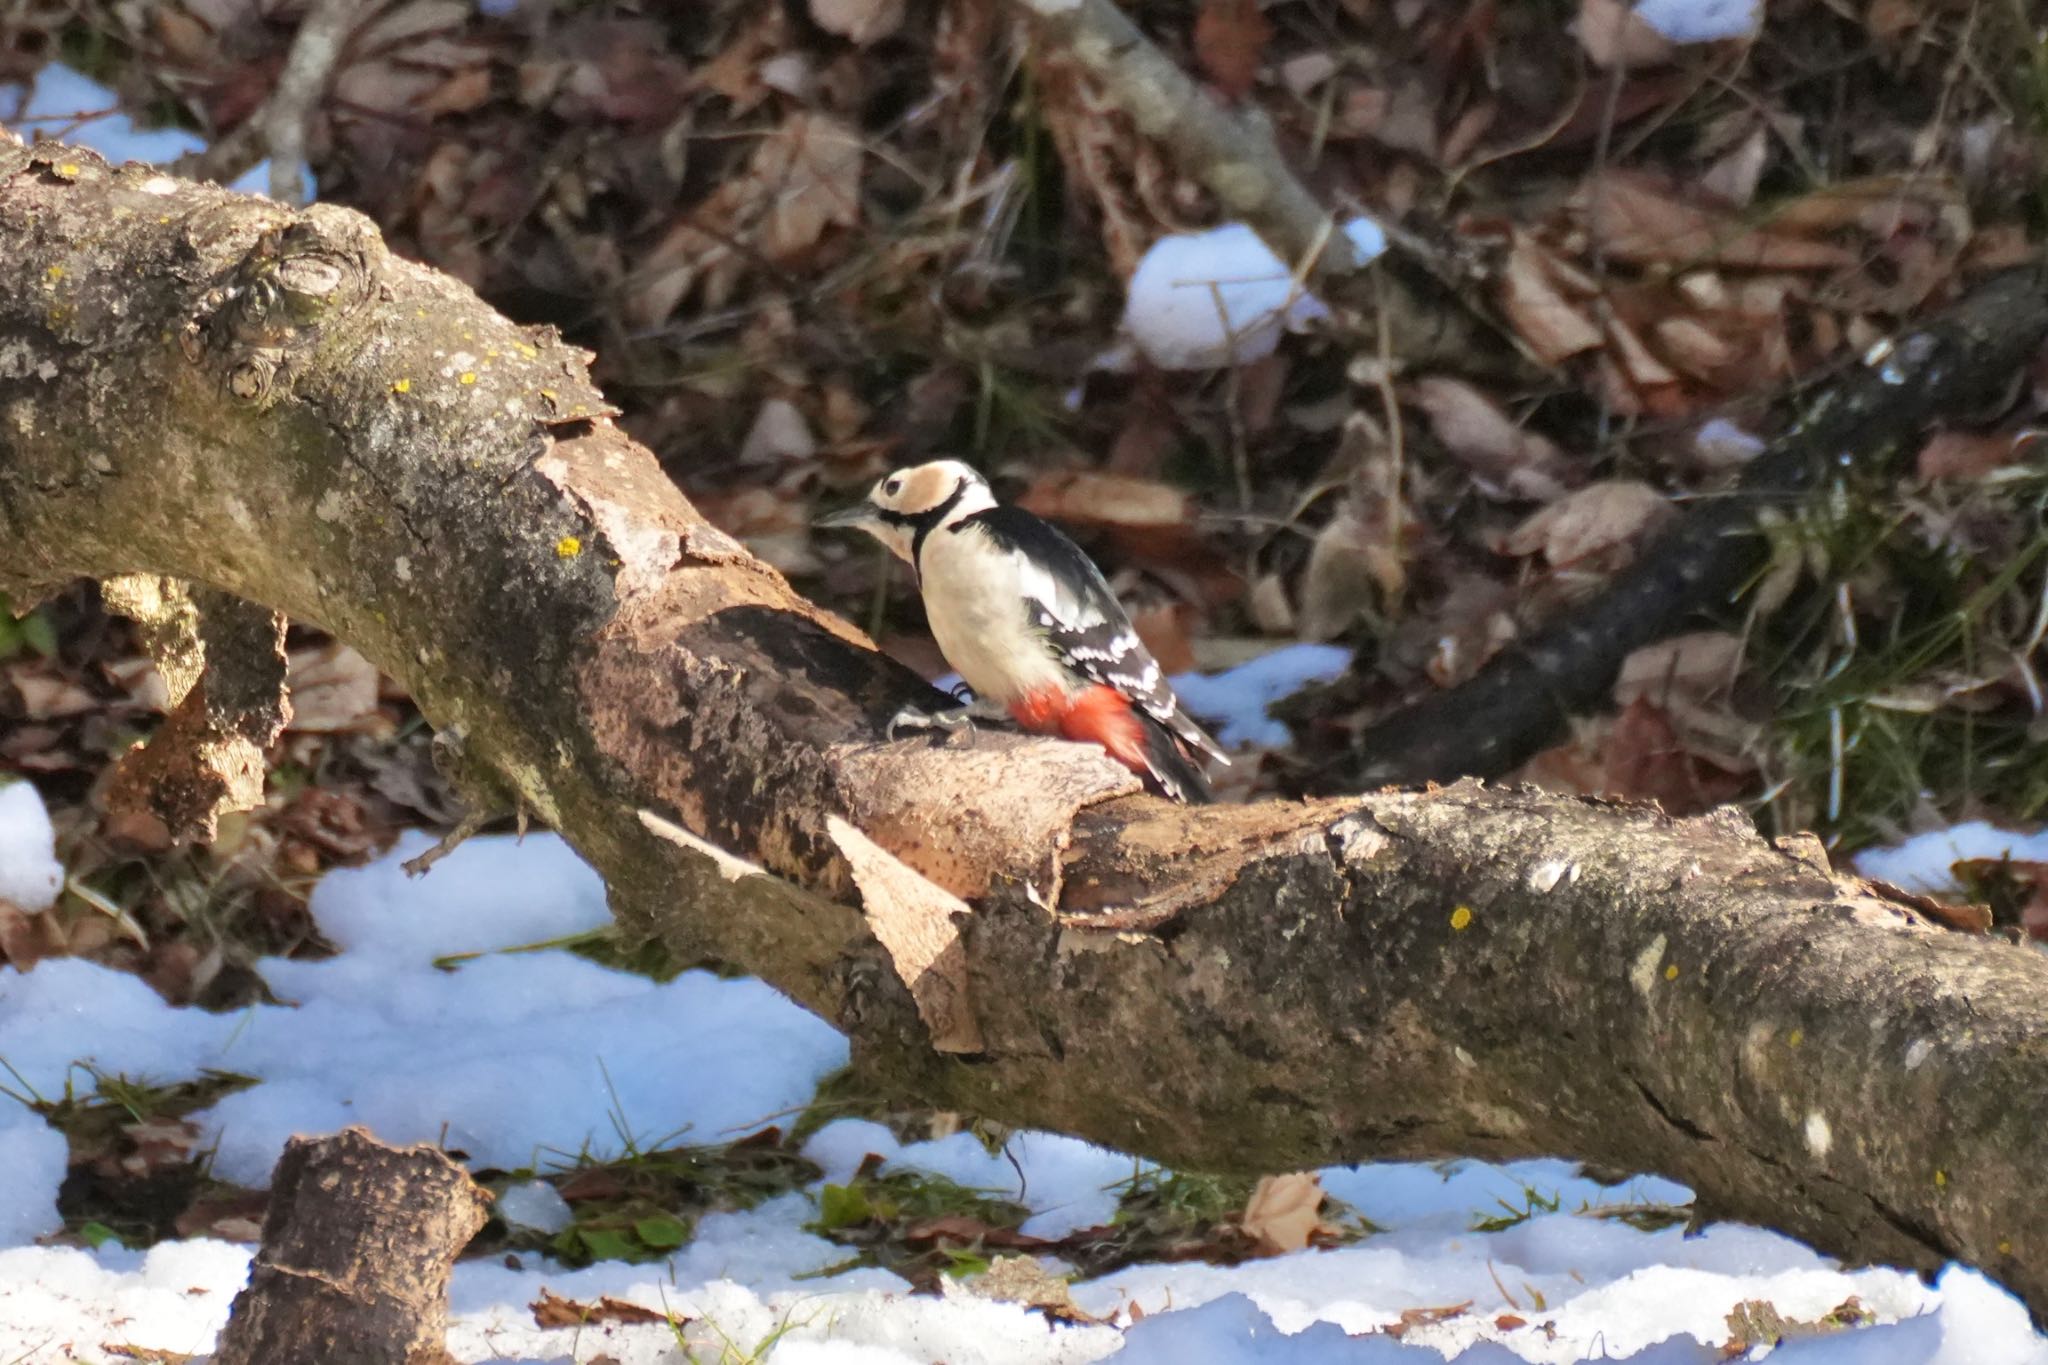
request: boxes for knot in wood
[184,209,375,406]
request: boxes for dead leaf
[1194,0,1273,100]
[1240,1172,1328,1254]
[1602,697,1752,815]
[810,0,908,45]
[530,1288,670,1328]
[1407,376,1577,501]
[1576,0,1673,68]
[1614,632,1743,711]
[8,669,100,720]
[1385,1302,1473,1339]
[1701,125,1769,207]
[1298,504,1404,639]
[1917,430,2017,480]
[1016,471,1191,529]
[1499,480,1674,570]
[286,643,383,734]
[1499,234,1603,365]
[1581,173,1858,270]
[756,113,866,263]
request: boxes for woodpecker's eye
[882,476,903,498]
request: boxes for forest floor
[3,0,2048,1359]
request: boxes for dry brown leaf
[810,0,908,44]
[8,670,100,721]
[1407,376,1576,501]
[1614,632,1743,711]
[1582,173,1858,270]
[1500,480,1673,569]
[1651,316,1737,380]
[1015,471,1191,529]
[1499,235,1603,366]
[1385,1302,1474,1339]
[1128,601,1197,676]
[286,643,383,734]
[1603,314,1680,390]
[530,1289,669,1328]
[1866,0,1921,43]
[1576,0,1674,68]
[1701,126,1769,208]
[1298,504,1403,639]
[756,113,866,262]
[1917,430,2018,480]
[1194,0,1274,100]
[417,65,494,117]
[1602,697,1753,815]
[1240,1172,1328,1254]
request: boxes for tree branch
[6,137,2048,1320]
[1002,0,1525,373]
[1318,267,2048,790]
[173,0,364,202]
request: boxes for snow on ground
[0,64,308,198]
[0,779,62,911]
[1171,645,1353,749]
[1115,218,1387,370]
[1852,820,2048,896]
[2,649,2046,1362]
[1632,0,1762,46]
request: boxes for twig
[174,0,363,202]
[1003,0,1530,375]
[1315,264,2048,792]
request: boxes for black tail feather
[1140,714,1215,803]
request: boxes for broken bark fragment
[213,1127,490,1365]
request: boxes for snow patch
[1632,0,1761,44]
[1853,821,2048,895]
[1118,219,1385,370]
[0,780,63,911]
[7,64,313,199]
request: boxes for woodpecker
[818,460,1227,802]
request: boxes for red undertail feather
[1009,685,1213,803]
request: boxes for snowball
[1632,0,1761,44]
[1121,218,1385,370]
[0,780,63,911]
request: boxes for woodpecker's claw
[886,698,1007,744]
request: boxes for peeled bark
[6,137,2048,1320]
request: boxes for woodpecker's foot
[886,697,1009,743]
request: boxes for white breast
[918,525,1072,705]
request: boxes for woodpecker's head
[816,459,996,562]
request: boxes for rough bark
[213,1127,490,1365]
[7,138,2048,1319]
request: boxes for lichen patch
[1630,933,1668,997]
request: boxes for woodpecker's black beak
[815,503,878,530]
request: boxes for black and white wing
[959,505,1228,766]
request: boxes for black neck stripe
[906,481,972,572]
